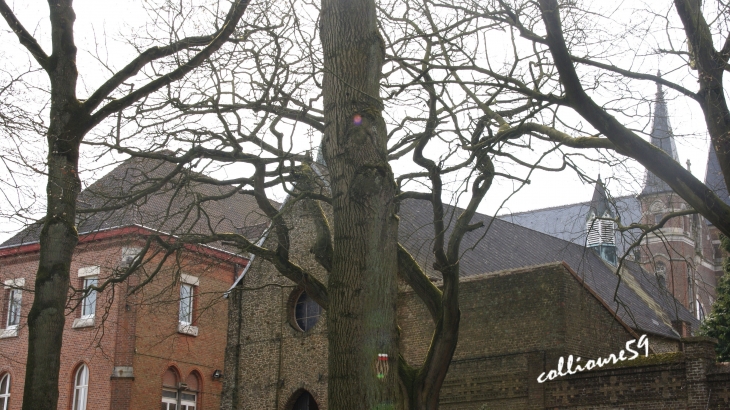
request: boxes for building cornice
[0,224,249,266]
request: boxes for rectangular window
[6,289,21,328]
[654,213,663,225]
[81,277,97,319]
[179,284,193,325]
[714,243,723,260]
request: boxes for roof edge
[0,224,249,266]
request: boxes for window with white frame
[120,247,142,267]
[179,284,193,325]
[696,299,706,322]
[6,289,21,328]
[162,389,197,410]
[0,373,9,410]
[177,274,199,336]
[73,267,99,329]
[2,278,24,338]
[81,277,97,319]
[72,364,88,410]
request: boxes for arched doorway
[290,390,319,410]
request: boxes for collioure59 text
[537,335,650,383]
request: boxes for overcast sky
[0,0,725,243]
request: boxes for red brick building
[0,157,266,410]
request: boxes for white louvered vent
[600,219,615,244]
[586,217,615,246]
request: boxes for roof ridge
[498,194,635,217]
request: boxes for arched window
[162,368,179,410]
[162,368,197,410]
[0,373,10,410]
[696,299,706,322]
[291,391,319,410]
[72,364,89,410]
[294,291,321,332]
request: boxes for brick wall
[0,234,238,410]
[128,245,236,410]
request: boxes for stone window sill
[72,317,95,329]
[111,366,135,379]
[178,323,198,337]
[0,327,18,339]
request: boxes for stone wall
[224,256,730,409]
[221,198,330,410]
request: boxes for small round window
[295,291,321,332]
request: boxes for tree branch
[0,0,50,71]
[538,0,730,237]
[84,34,222,112]
[397,244,441,321]
[570,56,698,100]
[85,0,251,131]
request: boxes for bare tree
[91,1,630,409]
[5,1,726,410]
[0,1,251,408]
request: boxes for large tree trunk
[674,0,730,195]
[22,2,82,409]
[320,0,401,408]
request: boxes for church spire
[642,75,679,195]
[587,175,615,221]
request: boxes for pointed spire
[642,75,679,195]
[704,144,730,206]
[587,175,614,220]
[650,77,678,161]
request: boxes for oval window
[294,291,321,332]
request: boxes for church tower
[637,80,715,319]
[586,176,617,265]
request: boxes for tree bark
[674,0,730,195]
[22,2,82,408]
[320,0,401,408]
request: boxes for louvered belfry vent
[585,177,618,265]
[586,216,615,247]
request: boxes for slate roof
[399,198,697,340]
[497,192,643,256]
[1,156,270,250]
[642,82,679,196]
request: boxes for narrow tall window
[696,300,706,321]
[72,365,89,410]
[0,374,9,410]
[6,289,21,328]
[655,262,667,289]
[179,284,193,325]
[81,277,97,319]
